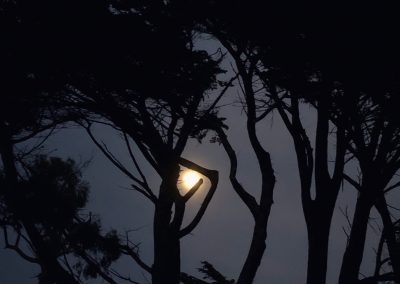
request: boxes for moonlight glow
[181,170,201,190]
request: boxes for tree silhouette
[252,7,400,283]
[2,1,225,283]
[255,9,400,283]
[3,1,400,284]
[338,95,400,283]
[190,3,347,283]
[0,67,124,282]
[1,8,124,279]
[1,156,122,283]
[189,2,400,283]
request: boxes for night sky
[1,36,399,284]
[1,82,396,284]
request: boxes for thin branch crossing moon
[181,170,201,190]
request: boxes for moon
[181,170,201,190]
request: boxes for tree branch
[216,127,259,218]
[178,158,218,238]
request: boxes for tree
[27,2,226,283]
[339,95,400,283]
[190,3,347,284]
[1,1,225,283]
[1,155,122,284]
[210,45,277,284]
[250,7,400,283]
[4,1,400,283]
[1,5,126,280]
[0,95,120,284]
[191,2,400,283]
[254,9,400,283]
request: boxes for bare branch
[123,133,149,185]
[183,179,204,202]
[384,181,400,194]
[359,272,396,283]
[215,127,258,218]
[206,74,239,114]
[374,227,386,277]
[79,253,119,284]
[343,173,362,192]
[123,132,156,201]
[120,240,152,274]
[108,268,141,284]
[3,227,38,263]
[178,158,218,238]
[86,126,156,203]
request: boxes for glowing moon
[181,170,201,190]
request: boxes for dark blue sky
[1,43,398,284]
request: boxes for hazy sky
[1,42,397,284]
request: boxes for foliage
[0,156,121,281]
[3,1,400,284]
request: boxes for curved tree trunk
[237,215,269,284]
[339,193,373,284]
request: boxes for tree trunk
[375,196,400,282]
[237,218,269,284]
[306,212,332,284]
[303,181,339,284]
[152,225,180,284]
[339,194,373,284]
[152,165,181,284]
